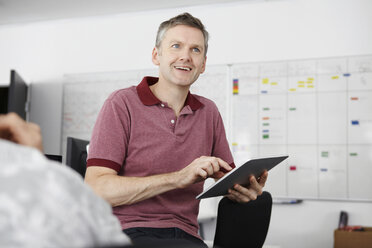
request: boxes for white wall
[1,0,372,247]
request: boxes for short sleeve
[86,91,131,173]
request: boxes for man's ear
[200,56,207,74]
[152,47,160,66]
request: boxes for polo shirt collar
[136,76,203,111]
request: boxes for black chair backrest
[66,137,89,178]
[213,191,273,248]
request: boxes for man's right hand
[176,156,232,188]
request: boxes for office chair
[66,137,89,178]
[213,191,273,248]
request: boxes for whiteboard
[62,55,372,201]
[231,55,372,201]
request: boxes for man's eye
[192,48,201,53]
[171,44,180,48]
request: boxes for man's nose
[179,48,191,61]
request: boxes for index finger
[216,158,233,173]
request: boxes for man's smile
[174,66,192,71]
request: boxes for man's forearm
[86,171,182,207]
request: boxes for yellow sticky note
[307,85,314,88]
[289,88,296,92]
[298,85,305,88]
[307,81,313,84]
[298,81,305,84]
[262,78,269,84]
[332,76,339,80]
[232,142,238,146]
[271,82,278,85]
[308,77,314,81]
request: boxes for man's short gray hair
[155,13,209,56]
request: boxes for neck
[150,79,189,117]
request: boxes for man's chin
[173,76,199,87]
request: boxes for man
[85,12,268,247]
[0,113,131,248]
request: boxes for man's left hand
[226,170,268,203]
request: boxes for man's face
[152,25,207,88]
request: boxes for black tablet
[196,155,288,199]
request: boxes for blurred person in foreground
[0,112,131,248]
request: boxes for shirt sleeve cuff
[86,158,122,173]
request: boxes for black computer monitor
[0,86,8,114]
[8,70,28,120]
[66,137,89,178]
[0,70,28,120]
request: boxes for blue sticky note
[351,120,359,125]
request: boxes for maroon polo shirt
[87,76,234,239]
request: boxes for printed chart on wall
[230,55,372,201]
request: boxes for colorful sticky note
[332,76,339,79]
[351,120,359,125]
[321,151,329,158]
[233,79,239,95]
[289,166,297,171]
[262,78,269,84]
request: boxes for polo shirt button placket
[170,119,176,133]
